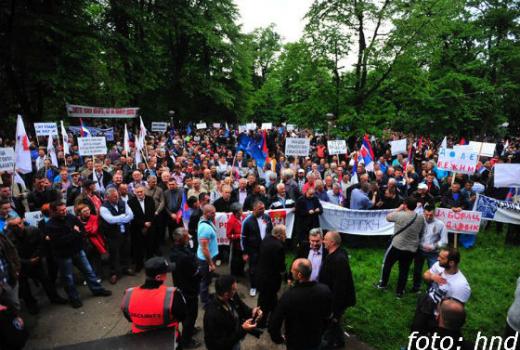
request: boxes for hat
[83,179,96,188]
[145,257,174,277]
[298,169,305,173]
[418,183,428,190]
[71,172,80,176]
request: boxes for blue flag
[237,133,267,168]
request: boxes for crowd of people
[0,121,519,349]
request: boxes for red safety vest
[121,285,178,334]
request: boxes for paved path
[23,266,373,350]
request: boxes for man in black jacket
[89,160,112,195]
[319,231,356,349]
[241,200,273,297]
[128,185,156,272]
[294,187,323,247]
[213,185,236,213]
[269,258,333,350]
[203,275,262,350]
[296,228,328,282]
[45,201,111,308]
[170,227,201,349]
[256,225,286,328]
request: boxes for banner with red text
[66,103,139,119]
[435,208,482,234]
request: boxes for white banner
[286,124,296,132]
[390,139,407,155]
[66,104,138,119]
[78,137,107,156]
[196,123,207,130]
[214,208,295,244]
[238,125,247,133]
[261,122,272,130]
[327,140,347,155]
[34,122,58,137]
[469,141,496,157]
[0,148,15,172]
[435,208,481,234]
[25,206,75,227]
[494,164,520,188]
[285,137,310,157]
[247,123,257,131]
[151,122,168,132]
[437,148,479,174]
[474,194,520,225]
[319,201,395,236]
[212,123,221,128]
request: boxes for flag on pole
[60,121,70,155]
[137,116,147,150]
[47,135,58,167]
[124,124,130,156]
[15,115,32,174]
[502,140,509,156]
[360,135,375,172]
[440,136,447,149]
[79,118,91,137]
[351,152,359,185]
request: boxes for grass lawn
[336,225,520,350]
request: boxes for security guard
[121,257,187,337]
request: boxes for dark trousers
[412,250,438,290]
[229,243,244,277]
[152,214,165,255]
[410,294,437,335]
[19,263,61,306]
[380,246,415,294]
[106,233,131,276]
[322,312,346,348]
[248,251,259,289]
[131,227,154,271]
[182,295,199,344]
[257,288,278,327]
[198,259,213,308]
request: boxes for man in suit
[256,225,286,328]
[163,178,183,241]
[319,231,356,349]
[294,187,323,247]
[296,228,328,282]
[89,160,112,196]
[128,185,156,272]
[241,200,273,297]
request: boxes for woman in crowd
[226,202,244,277]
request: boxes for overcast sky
[233,0,313,42]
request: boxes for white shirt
[420,218,448,251]
[308,246,323,281]
[238,190,248,205]
[257,216,268,240]
[36,156,46,171]
[428,262,471,308]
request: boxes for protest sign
[435,208,482,234]
[68,127,114,142]
[319,201,395,236]
[390,139,407,155]
[25,206,74,227]
[437,148,479,174]
[78,137,107,156]
[286,124,296,131]
[327,140,347,155]
[247,123,257,131]
[196,123,207,130]
[66,104,138,119]
[0,148,15,172]
[238,125,247,133]
[473,194,520,225]
[285,138,310,157]
[151,122,168,132]
[493,164,520,188]
[469,141,496,157]
[34,122,58,137]
[212,123,221,128]
[261,122,272,130]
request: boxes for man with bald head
[319,231,356,349]
[269,258,332,350]
[197,204,218,307]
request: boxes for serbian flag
[181,191,191,226]
[506,188,517,202]
[360,135,374,172]
[15,115,32,174]
[459,137,468,145]
[79,118,91,137]
[351,152,359,185]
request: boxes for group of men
[0,122,518,349]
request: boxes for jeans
[412,249,438,290]
[198,259,213,307]
[57,250,103,301]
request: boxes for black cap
[145,257,174,277]
[83,179,96,188]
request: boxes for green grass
[342,227,520,350]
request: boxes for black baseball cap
[145,257,174,277]
[83,179,97,188]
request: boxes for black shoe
[373,282,387,290]
[71,299,83,308]
[50,296,69,304]
[93,289,112,297]
[182,339,201,349]
[27,303,40,315]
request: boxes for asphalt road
[23,266,373,350]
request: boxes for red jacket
[82,214,107,254]
[226,214,242,248]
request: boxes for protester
[296,228,328,282]
[294,187,322,246]
[226,202,245,277]
[197,204,218,308]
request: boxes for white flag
[15,115,32,174]
[47,135,58,167]
[124,124,130,155]
[440,136,447,149]
[135,134,143,165]
[137,116,147,150]
[60,120,70,155]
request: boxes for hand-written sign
[78,137,107,156]
[261,123,272,130]
[390,139,407,155]
[469,141,496,157]
[327,140,348,155]
[196,123,207,130]
[435,208,482,234]
[151,122,168,132]
[238,125,247,133]
[286,124,296,131]
[285,138,310,157]
[437,148,478,174]
[0,148,15,172]
[34,122,58,137]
